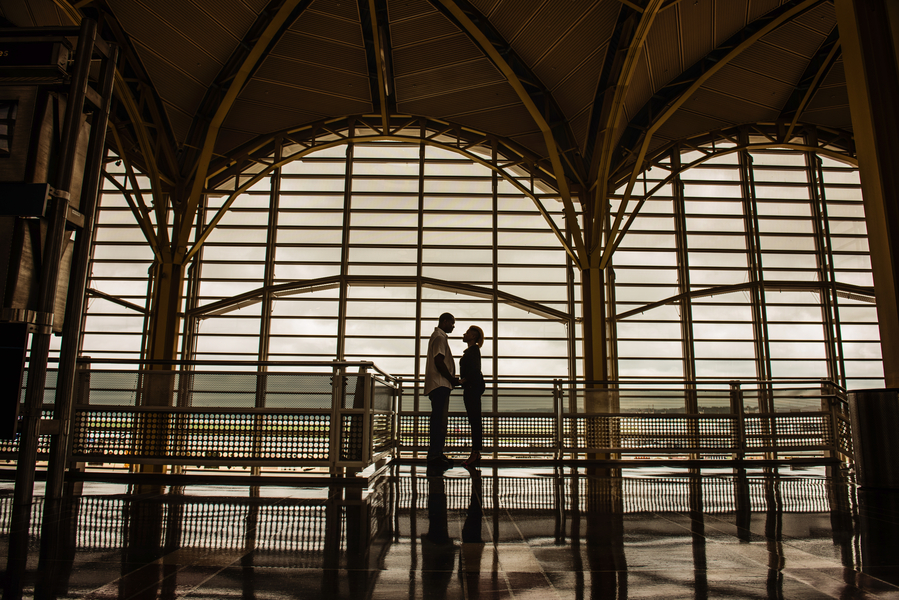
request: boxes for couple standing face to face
[439,314,482,347]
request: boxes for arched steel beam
[186,275,571,322]
[777,27,842,143]
[177,0,311,259]
[358,0,394,132]
[605,125,857,258]
[615,280,875,322]
[184,118,580,266]
[609,122,856,185]
[590,0,665,255]
[427,0,588,267]
[179,0,315,178]
[598,0,824,269]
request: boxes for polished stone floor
[2,463,899,599]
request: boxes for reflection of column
[422,475,456,600]
[826,466,855,570]
[34,497,80,599]
[462,469,483,543]
[734,468,751,543]
[242,486,259,600]
[763,470,784,598]
[160,489,183,600]
[688,471,708,598]
[858,488,899,587]
[121,495,164,600]
[461,469,484,598]
[585,474,626,598]
[321,485,342,597]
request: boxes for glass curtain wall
[83,135,881,406]
[612,138,881,392]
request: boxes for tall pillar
[581,267,613,383]
[138,258,185,477]
[836,0,899,386]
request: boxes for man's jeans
[427,386,451,461]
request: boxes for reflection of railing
[398,378,853,462]
[396,472,841,513]
[2,360,399,473]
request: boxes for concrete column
[836,0,899,386]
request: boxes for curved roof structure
[2,0,849,196]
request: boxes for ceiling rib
[590,0,665,262]
[778,27,841,142]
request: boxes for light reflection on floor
[2,463,899,599]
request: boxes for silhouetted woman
[460,325,485,467]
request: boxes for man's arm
[434,353,459,387]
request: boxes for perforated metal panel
[71,409,331,462]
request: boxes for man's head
[438,312,455,333]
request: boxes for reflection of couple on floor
[421,469,485,598]
[424,312,484,469]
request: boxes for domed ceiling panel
[394,33,481,75]
[760,19,827,58]
[678,0,715,72]
[0,0,65,25]
[532,0,618,137]
[390,1,509,121]
[398,82,521,120]
[289,4,364,45]
[685,88,779,127]
[395,59,504,103]
[389,6,459,47]
[715,0,749,45]
[646,7,681,91]
[730,41,808,86]
[551,44,606,120]
[512,1,603,67]
[703,64,793,110]
[749,0,783,21]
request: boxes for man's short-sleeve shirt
[424,326,455,394]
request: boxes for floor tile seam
[780,566,899,596]
[777,567,875,599]
[700,512,853,562]
[80,545,254,599]
[651,511,847,571]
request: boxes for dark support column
[836,0,899,386]
[5,20,98,598]
[46,38,118,501]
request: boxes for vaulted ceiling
[1,0,850,194]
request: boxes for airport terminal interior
[2,0,899,597]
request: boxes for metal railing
[399,377,853,462]
[1,359,400,473]
[2,364,853,471]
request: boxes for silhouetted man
[424,312,459,468]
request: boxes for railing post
[553,379,562,460]
[821,379,844,462]
[362,369,372,469]
[395,378,403,459]
[329,362,343,475]
[730,380,745,460]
